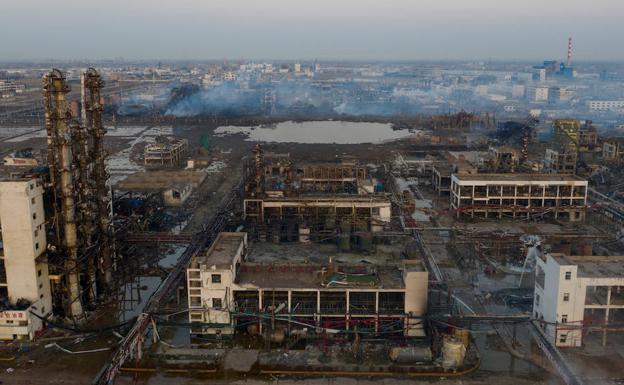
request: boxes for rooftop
[191,232,246,269]
[117,170,207,191]
[568,255,624,278]
[235,263,407,290]
[548,254,624,279]
[248,195,390,203]
[452,173,586,182]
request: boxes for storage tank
[441,335,466,370]
[454,328,470,347]
[247,324,260,336]
[269,328,286,344]
[389,346,433,363]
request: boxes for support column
[258,289,263,334]
[603,286,612,347]
[375,291,380,333]
[316,290,321,327]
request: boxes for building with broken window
[144,137,188,168]
[450,173,588,221]
[187,232,429,338]
[243,146,392,239]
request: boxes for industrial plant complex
[1,36,624,385]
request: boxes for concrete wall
[403,269,428,316]
[403,265,428,337]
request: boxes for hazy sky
[2,0,623,61]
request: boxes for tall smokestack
[566,37,572,67]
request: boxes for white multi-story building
[603,138,624,162]
[587,100,624,111]
[534,87,549,102]
[534,253,624,347]
[0,179,53,340]
[223,71,237,81]
[0,81,25,95]
[543,149,577,174]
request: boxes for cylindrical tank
[441,335,466,370]
[269,328,286,343]
[389,346,433,363]
[338,234,351,252]
[454,328,470,348]
[247,324,260,336]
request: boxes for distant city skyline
[2,0,623,61]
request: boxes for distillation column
[82,68,114,288]
[42,69,84,318]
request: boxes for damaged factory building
[243,145,392,242]
[186,145,430,347]
[187,232,428,338]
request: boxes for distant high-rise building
[534,86,549,102]
[512,84,526,99]
[532,67,546,82]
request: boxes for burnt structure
[42,68,114,319]
[243,146,392,243]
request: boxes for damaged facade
[187,232,428,338]
[450,173,588,221]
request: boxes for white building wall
[0,179,52,340]
[535,87,549,102]
[533,254,623,347]
[188,233,247,335]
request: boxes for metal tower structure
[41,68,115,320]
[42,69,83,318]
[82,68,115,289]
